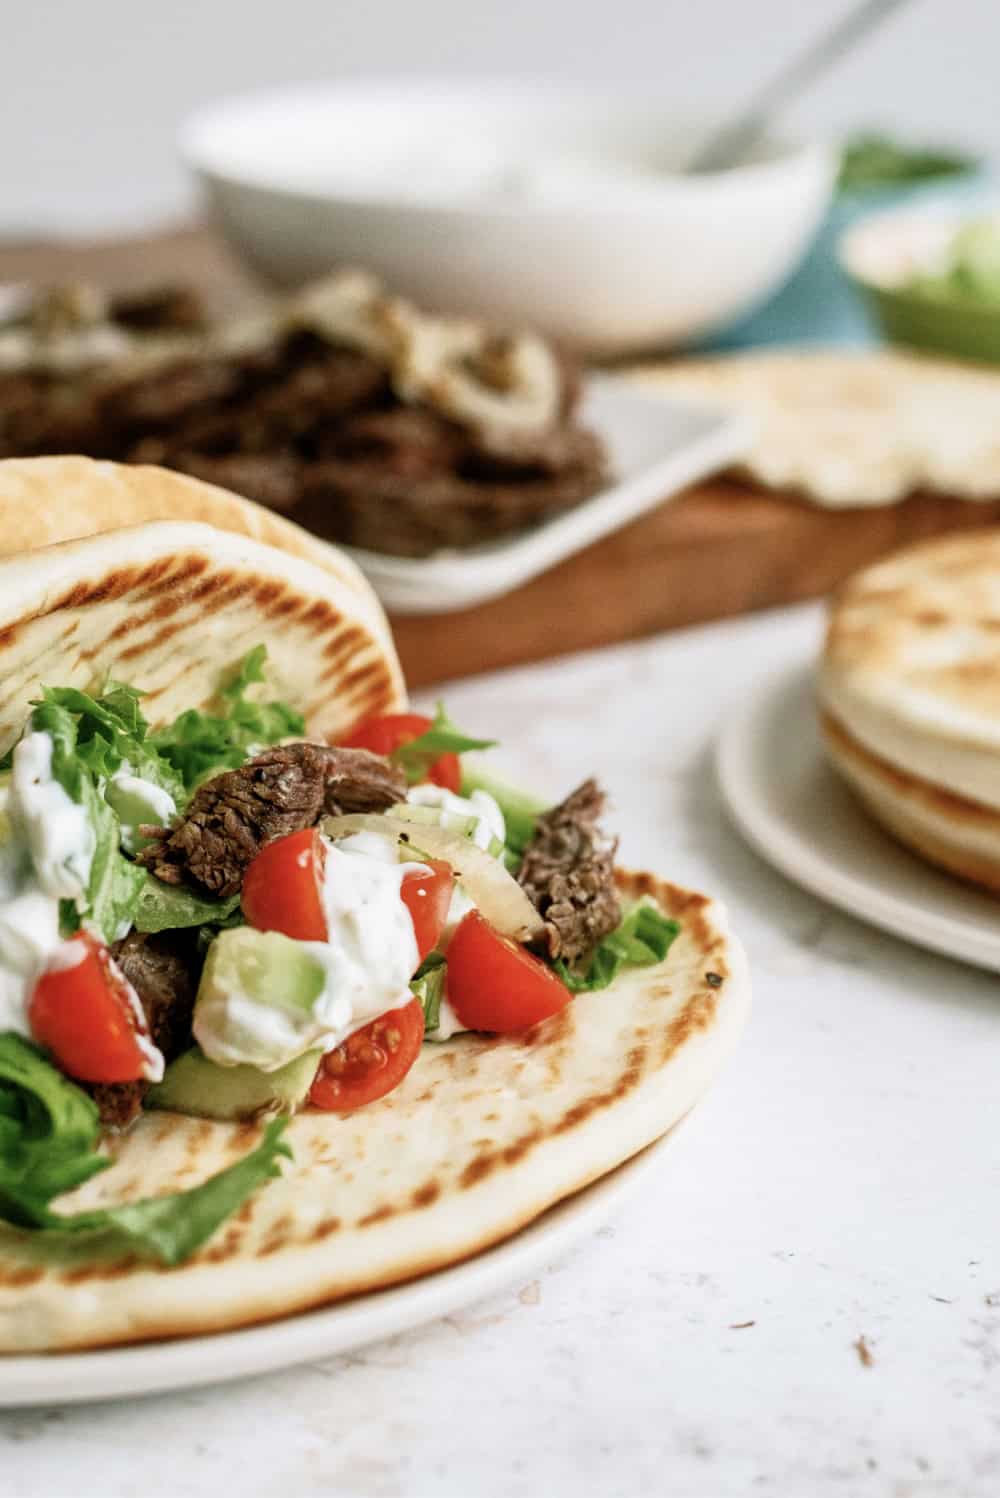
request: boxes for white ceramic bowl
[180,79,835,356]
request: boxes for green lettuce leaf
[150,645,305,789]
[133,876,241,935]
[838,133,977,191]
[27,699,146,943]
[411,953,447,1031]
[554,902,681,994]
[0,1034,108,1219]
[393,704,496,786]
[0,1035,292,1266]
[37,683,184,804]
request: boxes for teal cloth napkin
[695,173,989,353]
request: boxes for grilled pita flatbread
[821,529,1000,890]
[0,455,399,664]
[0,495,406,755]
[632,350,1000,508]
[0,460,749,1351]
[0,869,747,1352]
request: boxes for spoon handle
[688,0,915,173]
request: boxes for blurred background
[4,0,989,234]
[2,0,997,688]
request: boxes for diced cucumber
[200,926,326,1019]
[148,1047,321,1120]
[193,926,342,1071]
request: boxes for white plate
[0,1125,681,1408]
[716,656,1000,973]
[347,376,751,613]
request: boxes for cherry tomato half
[339,712,461,793]
[29,932,152,1084]
[309,997,425,1112]
[445,910,571,1033]
[242,828,328,942]
[400,859,455,965]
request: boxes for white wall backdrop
[3,0,991,234]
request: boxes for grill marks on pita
[518,780,621,963]
[139,742,406,899]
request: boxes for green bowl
[855,281,1000,364]
[840,204,1000,365]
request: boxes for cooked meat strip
[517,779,621,965]
[109,285,207,333]
[89,930,202,1131]
[139,742,407,899]
[464,422,606,479]
[0,279,608,554]
[294,462,603,556]
[166,450,304,512]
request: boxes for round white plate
[0,1126,680,1408]
[716,658,1000,973]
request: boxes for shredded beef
[517,779,621,965]
[138,742,406,899]
[89,930,202,1130]
[108,285,208,333]
[0,282,608,556]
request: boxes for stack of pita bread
[820,531,1000,892]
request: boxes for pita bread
[0,454,378,602]
[0,517,405,756]
[0,463,749,1352]
[821,710,1000,893]
[820,528,1000,889]
[0,869,748,1353]
[631,350,1000,508]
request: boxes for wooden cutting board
[5,225,1000,687]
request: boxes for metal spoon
[687,0,915,172]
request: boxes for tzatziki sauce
[105,762,177,853]
[10,731,94,900]
[195,836,422,1071]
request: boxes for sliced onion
[322,813,544,943]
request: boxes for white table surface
[5,602,1000,1498]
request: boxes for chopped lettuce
[393,704,496,786]
[0,1034,109,1214]
[411,954,446,1032]
[133,876,241,935]
[554,902,680,994]
[150,645,305,789]
[838,133,977,191]
[27,698,146,944]
[0,1034,291,1265]
[37,683,184,805]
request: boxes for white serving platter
[716,656,1000,973]
[348,375,751,613]
[0,1124,683,1408]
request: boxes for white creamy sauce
[195,836,421,1071]
[406,784,505,851]
[0,732,100,1037]
[0,854,62,1038]
[406,782,503,943]
[10,731,94,900]
[105,761,176,853]
[316,838,419,1032]
[402,786,506,1041]
[428,995,465,1043]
